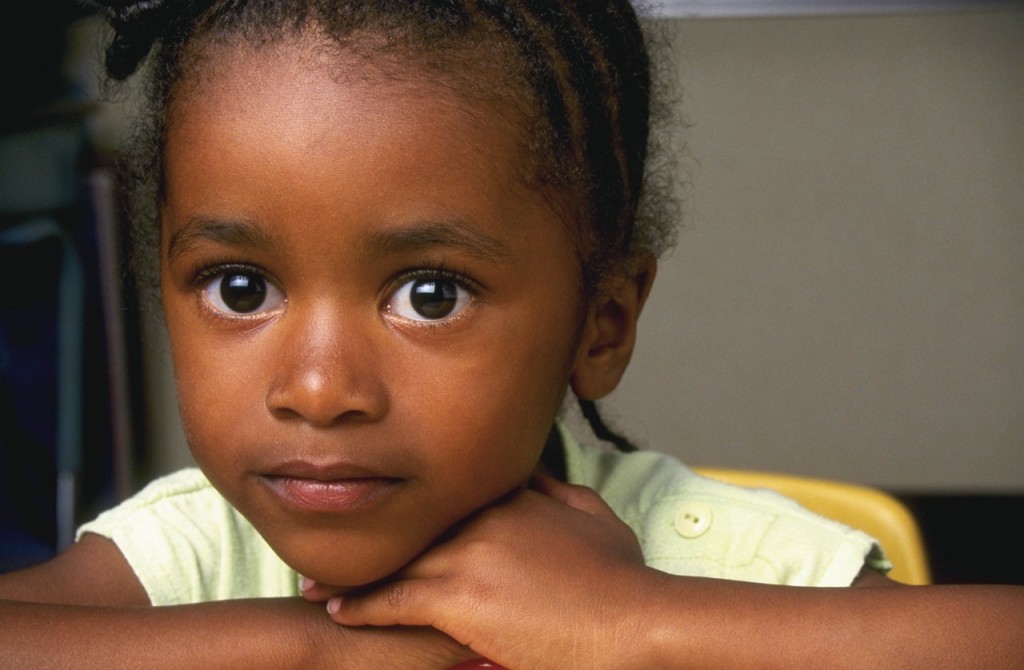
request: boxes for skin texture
[2,27,1023,670]
[158,35,603,589]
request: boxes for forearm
[633,572,1024,669]
[0,598,468,670]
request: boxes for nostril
[263,313,389,426]
[265,365,389,427]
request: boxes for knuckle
[461,537,502,565]
[384,582,410,609]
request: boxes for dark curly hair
[96,0,683,451]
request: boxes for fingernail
[299,575,314,591]
[327,597,341,614]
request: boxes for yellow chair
[692,468,932,585]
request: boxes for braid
[95,0,190,80]
[463,1,658,453]
[464,0,652,293]
[579,398,637,452]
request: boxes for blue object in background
[0,122,88,571]
[0,1,133,573]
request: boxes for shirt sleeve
[560,426,889,587]
[77,469,298,604]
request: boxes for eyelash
[383,263,482,325]
[387,264,481,298]
[188,260,281,320]
[191,260,269,287]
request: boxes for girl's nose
[264,309,388,427]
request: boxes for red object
[447,659,508,670]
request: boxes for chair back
[693,468,931,585]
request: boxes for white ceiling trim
[644,0,1024,18]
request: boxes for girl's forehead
[180,27,527,116]
[169,28,589,242]
[163,31,576,253]
[174,29,538,180]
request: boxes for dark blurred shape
[1,0,137,573]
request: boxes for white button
[674,502,712,539]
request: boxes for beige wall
[135,9,1024,492]
[602,9,1024,491]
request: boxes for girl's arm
[0,535,471,670]
[319,479,1024,670]
[631,568,1024,669]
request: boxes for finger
[325,577,441,629]
[297,575,346,602]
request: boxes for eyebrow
[361,220,513,263]
[166,216,276,261]
[164,216,514,264]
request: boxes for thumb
[530,475,618,517]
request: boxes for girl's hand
[309,476,657,670]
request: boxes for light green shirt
[78,425,887,605]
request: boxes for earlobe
[570,255,657,400]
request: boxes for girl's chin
[305,571,387,592]
[290,547,420,591]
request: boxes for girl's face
[160,35,589,586]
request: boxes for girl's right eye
[200,268,285,316]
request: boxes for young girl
[1,1,1022,668]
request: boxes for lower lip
[261,476,402,513]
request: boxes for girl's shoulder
[76,468,222,539]
[76,468,296,604]
[558,423,888,586]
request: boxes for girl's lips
[261,475,403,513]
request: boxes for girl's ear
[570,254,657,400]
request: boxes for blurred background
[1,1,1021,582]
[0,1,141,572]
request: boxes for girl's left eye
[387,275,473,322]
[201,269,285,316]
